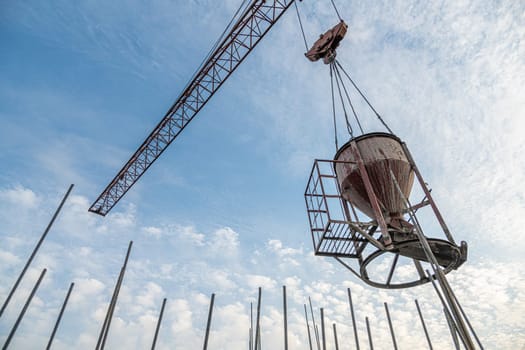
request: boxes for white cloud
[0,185,39,208]
[0,249,21,267]
[142,226,163,238]
[283,276,301,289]
[169,299,194,332]
[268,239,302,257]
[70,278,106,306]
[174,225,205,246]
[245,274,277,290]
[206,269,237,291]
[209,227,239,254]
[0,1,523,349]
[135,282,164,310]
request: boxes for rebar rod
[424,270,468,350]
[320,308,327,350]
[46,282,75,350]
[389,167,475,348]
[95,275,122,349]
[415,300,433,350]
[203,293,215,350]
[451,289,484,349]
[96,241,133,350]
[347,288,360,350]
[365,317,374,350]
[0,184,73,319]
[151,298,167,350]
[258,325,261,350]
[283,286,288,350]
[414,230,473,347]
[99,266,124,349]
[384,302,398,350]
[254,288,262,350]
[444,307,460,350]
[308,297,321,350]
[2,268,47,350]
[332,323,340,350]
[250,302,253,350]
[304,304,313,350]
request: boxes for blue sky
[1,0,524,348]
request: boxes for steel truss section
[90,0,296,215]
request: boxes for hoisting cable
[335,59,394,134]
[294,1,309,51]
[332,62,354,138]
[332,62,364,134]
[187,0,253,87]
[329,63,339,150]
[330,0,343,21]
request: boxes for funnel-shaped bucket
[334,133,414,221]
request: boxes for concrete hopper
[334,132,414,228]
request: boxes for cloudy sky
[1,0,524,348]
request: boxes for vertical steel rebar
[320,308,326,350]
[254,288,262,350]
[96,241,133,350]
[332,323,340,350]
[151,298,167,350]
[250,302,253,350]
[347,288,360,350]
[424,271,469,350]
[0,184,73,319]
[444,307,460,350]
[46,282,75,350]
[283,286,288,350]
[258,325,261,350]
[451,290,484,349]
[415,300,433,350]
[389,165,475,348]
[203,293,215,350]
[384,302,398,350]
[3,268,47,350]
[308,297,321,350]
[417,233,472,347]
[304,304,313,350]
[100,268,124,349]
[365,317,374,350]
[95,271,122,349]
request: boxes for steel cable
[332,63,354,137]
[330,0,343,21]
[330,63,339,150]
[333,63,364,134]
[294,1,309,51]
[335,59,394,134]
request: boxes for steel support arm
[90,0,295,215]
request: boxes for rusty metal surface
[334,133,414,222]
[304,159,383,258]
[304,134,468,289]
[305,20,348,64]
[348,140,394,247]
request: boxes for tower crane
[89,0,298,216]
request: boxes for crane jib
[89,0,297,216]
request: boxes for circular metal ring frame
[359,238,461,289]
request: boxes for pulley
[305,20,348,64]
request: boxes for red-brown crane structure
[89,0,297,216]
